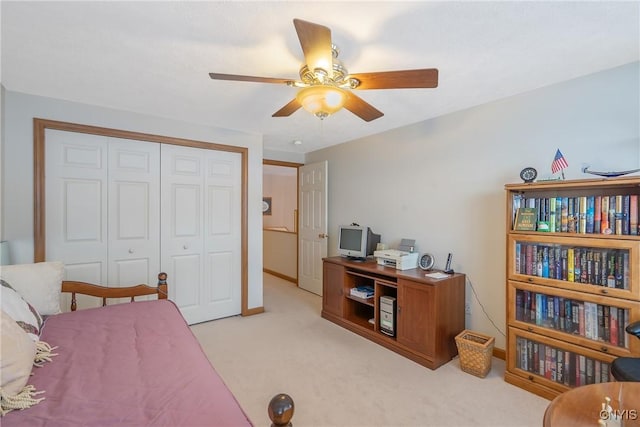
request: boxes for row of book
[515,337,611,387]
[514,243,629,289]
[514,289,630,347]
[350,286,374,299]
[512,194,639,235]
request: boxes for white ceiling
[1,1,638,154]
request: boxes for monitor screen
[339,228,364,251]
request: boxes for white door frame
[33,118,256,316]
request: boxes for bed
[1,271,293,426]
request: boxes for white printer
[373,249,419,270]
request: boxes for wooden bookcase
[322,256,465,370]
[504,176,640,399]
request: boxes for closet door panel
[171,254,201,309]
[203,152,242,318]
[161,144,206,324]
[107,139,160,301]
[45,130,108,288]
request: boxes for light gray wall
[1,90,265,309]
[1,85,5,243]
[305,62,640,349]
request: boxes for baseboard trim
[263,269,297,284]
[493,347,506,360]
[243,306,264,316]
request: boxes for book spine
[607,251,616,288]
[610,305,618,346]
[586,196,594,233]
[622,195,630,235]
[609,196,617,234]
[615,195,623,235]
[601,195,610,234]
[630,195,638,235]
[594,196,601,234]
[555,197,562,233]
[623,252,629,290]
[578,302,585,336]
[568,198,576,233]
[579,355,586,386]
[567,248,575,282]
[515,289,524,321]
[573,248,581,283]
[579,196,587,234]
[603,315,610,346]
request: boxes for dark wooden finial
[157,272,168,299]
[268,393,294,427]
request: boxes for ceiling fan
[209,19,438,122]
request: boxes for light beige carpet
[191,273,549,427]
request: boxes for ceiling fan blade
[343,93,384,122]
[293,19,333,76]
[349,69,439,90]
[272,99,302,117]
[209,73,293,85]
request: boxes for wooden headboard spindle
[63,272,169,311]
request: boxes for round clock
[520,167,537,183]
[418,253,435,270]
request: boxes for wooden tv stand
[322,256,465,370]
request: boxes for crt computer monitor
[337,225,380,260]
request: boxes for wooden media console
[322,256,465,369]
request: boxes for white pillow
[0,261,64,315]
[0,279,43,342]
[0,309,37,396]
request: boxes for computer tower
[379,295,396,337]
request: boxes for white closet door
[107,139,160,301]
[161,144,241,324]
[45,130,109,290]
[203,150,242,320]
[46,131,161,309]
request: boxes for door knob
[128,248,134,254]
[183,244,189,250]
[318,233,328,239]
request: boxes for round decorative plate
[418,253,435,270]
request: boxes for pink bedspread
[3,300,253,426]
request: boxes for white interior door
[46,130,109,290]
[46,131,161,309]
[161,144,241,324]
[107,139,160,302]
[203,150,242,320]
[298,161,328,295]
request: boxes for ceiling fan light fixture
[296,85,346,119]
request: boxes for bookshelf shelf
[505,177,640,400]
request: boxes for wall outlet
[465,302,471,315]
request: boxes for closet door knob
[128,248,134,254]
[183,244,189,250]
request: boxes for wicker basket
[455,330,495,378]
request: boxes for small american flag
[551,149,569,174]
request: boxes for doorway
[262,160,301,283]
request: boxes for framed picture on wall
[262,197,272,215]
